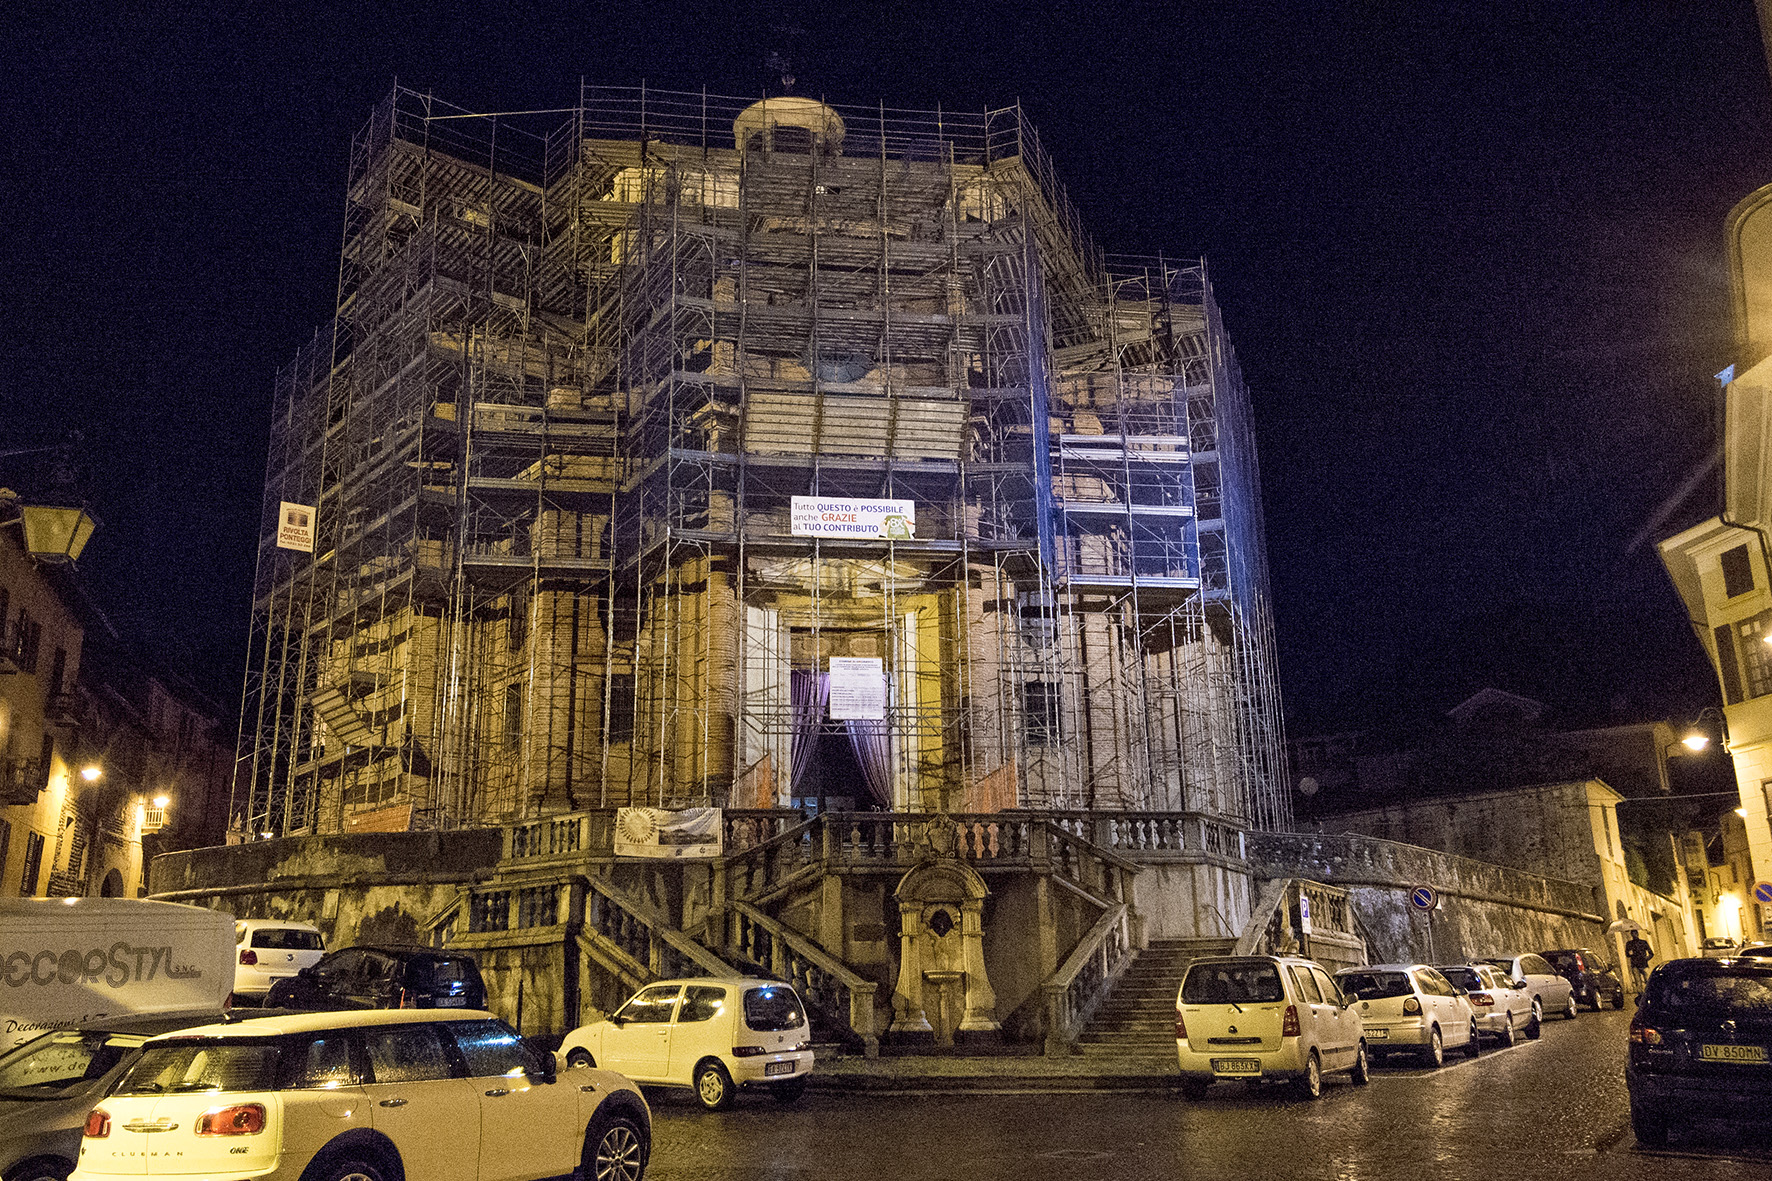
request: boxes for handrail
[582,876,736,984]
[1040,901,1132,1057]
[729,901,879,1057]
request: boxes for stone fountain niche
[888,836,1000,1047]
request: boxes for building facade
[234,87,1290,840]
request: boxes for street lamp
[80,764,102,782]
[1679,706,1730,754]
[0,489,97,564]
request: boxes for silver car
[0,1012,228,1181]
[1478,952,1578,1023]
[1437,962,1540,1043]
[1335,964,1480,1066]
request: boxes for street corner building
[204,85,1296,1049]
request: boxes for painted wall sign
[790,496,915,540]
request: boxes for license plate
[765,1060,795,1077]
[1366,1028,1388,1039]
[1700,1043,1769,1063]
[1211,1058,1261,1076]
[436,995,468,1007]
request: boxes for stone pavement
[809,1047,1180,1092]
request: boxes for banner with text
[790,497,915,540]
[828,657,886,720]
[277,502,316,553]
[613,807,724,859]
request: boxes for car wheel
[1587,986,1603,1012]
[5,1157,71,1181]
[1463,1022,1481,1058]
[584,1113,647,1181]
[1612,988,1626,1011]
[771,1077,808,1104]
[312,1158,387,1181]
[695,1060,736,1111]
[1562,992,1579,1020]
[1631,1105,1670,1147]
[1292,1050,1323,1099]
[1526,1000,1543,1039]
[1350,1041,1370,1085]
[566,1047,594,1069]
[1422,1026,1444,1068]
[1497,1012,1515,1047]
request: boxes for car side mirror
[530,1050,558,1084]
[609,1014,627,1026]
[1512,980,1528,990]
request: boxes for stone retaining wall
[1251,831,1609,963]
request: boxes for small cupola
[733,97,845,156]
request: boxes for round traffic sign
[1410,886,1437,910]
[1753,881,1772,906]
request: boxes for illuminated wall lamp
[0,491,98,564]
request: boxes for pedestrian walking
[1625,931,1654,992]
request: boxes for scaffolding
[233,85,1291,837]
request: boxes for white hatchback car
[558,977,813,1110]
[70,1009,650,1181]
[1436,962,1540,1043]
[1174,955,1369,1099]
[233,920,327,1003]
[1478,952,1578,1023]
[1335,964,1480,1066]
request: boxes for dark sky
[5,1,1770,735]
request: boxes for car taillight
[731,1045,769,1057]
[1402,997,1421,1015]
[239,948,258,965]
[397,988,414,1008]
[1468,991,1494,1007]
[84,1110,111,1138]
[1281,1004,1301,1037]
[1175,1010,1188,1040]
[196,1104,267,1136]
[1629,1012,1662,1046]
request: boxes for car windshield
[1543,952,1580,970]
[1180,962,1285,1004]
[1646,965,1772,1017]
[115,1042,281,1095]
[1338,971,1414,1000]
[252,928,324,951]
[743,985,806,1032]
[1438,967,1483,991]
[0,1030,144,1099]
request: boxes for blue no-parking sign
[1753,881,1772,907]
[1411,885,1438,911]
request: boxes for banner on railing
[614,806,724,859]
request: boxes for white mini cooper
[558,977,813,1110]
[70,1009,649,1181]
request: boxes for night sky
[6,2,1770,738]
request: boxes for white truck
[0,898,235,1053]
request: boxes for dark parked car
[264,943,487,1011]
[1542,947,1624,1010]
[1627,956,1772,1145]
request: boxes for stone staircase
[1073,937,1236,1057]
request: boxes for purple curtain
[789,670,829,794]
[845,718,893,807]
